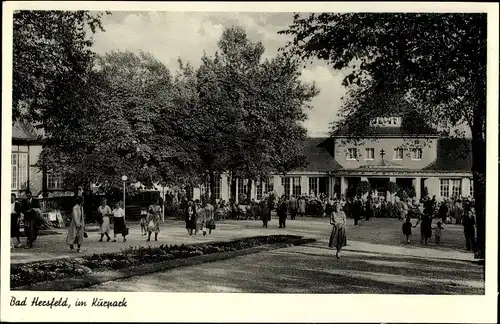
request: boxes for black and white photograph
[2,1,498,323]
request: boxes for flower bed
[11,235,301,289]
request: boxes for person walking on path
[204,201,216,235]
[289,196,298,220]
[261,199,271,228]
[298,196,306,218]
[462,206,476,251]
[185,200,197,236]
[278,197,288,228]
[365,194,373,221]
[402,216,417,244]
[21,190,41,249]
[329,203,347,259]
[415,207,432,245]
[433,221,444,245]
[11,193,22,248]
[97,198,112,242]
[146,199,162,242]
[195,200,205,236]
[66,196,85,252]
[352,196,362,226]
[112,201,127,242]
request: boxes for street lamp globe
[122,175,128,181]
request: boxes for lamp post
[121,175,128,216]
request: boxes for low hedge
[11,235,301,289]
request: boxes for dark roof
[334,126,439,138]
[423,138,473,172]
[297,137,343,172]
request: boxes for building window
[347,148,357,160]
[11,152,28,190]
[47,173,63,190]
[393,148,404,160]
[365,148,375,160]
[440,179,450,198]
[256,181,263,200]
[213,176,221,200]
[281,177,290,197]
[267,176,274,193]
[237,178,248,195]
[451,179,462,197]
[292,177,301,197]
[470,179,474,197]
[309,177,318,196]
[411,148,423,160]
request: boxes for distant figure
[402,216,416,244]
[352,196,363,226]
[185,200,197,236]
[298,196,306,218]
[365,195,373,221]
[112,201,127,243]
[278,197,288,228]
[454,200,463,224]
[289,196,298,220]
[146,198,162,242]
[140,209,148,236]
[433,222,444,245]
[329,203,347,259]
[204,201,216,235]
[260,199,270,228]
[11,193,22,248]
[415,207,432,245]
[21,190,41,249]
[66,196,85,252]
[195,200,205,236]
[97,198,112,242]
[462,207,476,251]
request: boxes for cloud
[92,11,346,136]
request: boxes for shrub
[357,181,371,196]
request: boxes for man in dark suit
[21,190,41,248]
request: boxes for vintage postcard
[1,1,498,323]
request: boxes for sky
[91,11,350,137]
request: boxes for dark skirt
[185,218,196,230]
[114,217,126,236]
[11,213,20,238]
[420,222,432,239]
[329,224,347,250]
[402,222,412,236]
[206,219,216,230]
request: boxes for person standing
[195,200,205,236]
[329,203,347,259]
[97,198,112,242]
[204,200,215,235]
[415,208,432,245]
[462,207,476,251]
[11,193,22,248]
[185,200,197,236]
[278,197,288,228]
[289,196,298,220]
[66,196,85,252]
[146,199,162,242]
[298,196,306,218]
[352,196,362,226]
[21,190,41,249]
[365,194,373,221]
[454,199,463,224]
[249,198,258,221]
[260,199,270,228]
[112,201,127,242]
[438,201,449,224]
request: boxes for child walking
[402,216,417,244]
[434,221,444,245]
[140,209,147,236]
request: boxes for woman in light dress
[146,198,162,242]
[112,201,127,242]
[66,196,85,252]
[195,200,205,236]
[329,202,347,259]
[97,198,112,242]
[203,201,216,235]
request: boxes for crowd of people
[10,188,477,256]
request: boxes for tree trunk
[471,104,486,260]
[209,171,216,205]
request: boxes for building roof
[359,158,404,169]
[298,137,343,172]
[423,138,473,172]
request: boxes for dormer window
[393,148,404,160]
[411,148,423,160]
[370,117,402,127]
[347,148,357,160]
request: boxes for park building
[11,117,473,204]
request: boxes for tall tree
[12,10,109,123]
[280,13,487,259]
[196,27,317,203]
